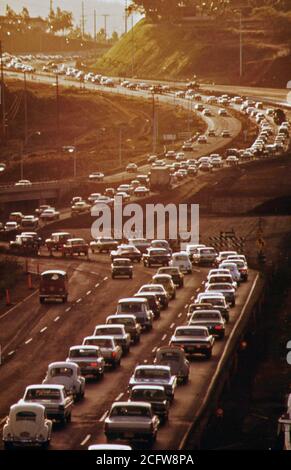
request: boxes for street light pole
[0,40,6,143]
[24,71,28,145]
[152,92,156,154]
[239,10,243,78]
[119,128,122,167]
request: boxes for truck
[149,166,171,191]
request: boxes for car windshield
[150,250,166,255]
[51,367,73,377]
[202,298,224,306]
[25,389,61,401]
[86,339,112,349]
[176,328,207,337]
[135,369,170,380]
[119,303,143,313]
[210,276,232,283]
[173,255,187,261]
[110,318,134,326]
[95,327,122,335]
[16,412,37,422]
[111,406,151,418]
[159,352,180,362]
[119,247,135,253]
[208,284,232,290]
[114,260,131,266]
[70,348,99,357]
[193,313,220,320]
[132,389,165,400]
[141,286,163,293]
[41,272,65,282]
[71,239,84,245]
[200,249,215,255]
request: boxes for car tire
[4,442,13,450]
[66,412,72,423]
[129,274,133,279]
[111,274,115,279]
[134,335,140,344]
[40,297,45,304]
[42,440,50,450]
[183,375,189,384]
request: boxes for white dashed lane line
[95,283,100,288]
[8,350,15,356]
[40,326,47,333]
[80,434,91,447]
[170,323,175,329]
[25,338,33,345]
[178,313,182,318]
[86,290,92,296]
[103,277,108,281]
[76,298,82,303]
[65,307,71,312]
[115,393,124,401]
[162,334,167,341]
[54,316,60,322]
[184,304,188,309]
[152,347,157,353]
[99,411,109,422]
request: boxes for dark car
[134,292,161,319]
[188,310,225,339]
[111,245,142,263]
[106,314,141,344]
[143,248,171,267]
[111,258,133,279]
[129,385,170,423]
[157,266,184,288]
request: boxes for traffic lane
[46,269,205,450]
[153,269,258,450]
[0,261,166,428]
[0,257,110,349]
[57,269,257,450]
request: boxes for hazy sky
[1,1,141,36]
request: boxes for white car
[89,172,104,181]
[185,244,206,262]
[88,193,101,203]
[126,163,138,173]
[170,252,192,274]
[15,179,32,187]
[39,208,60,221]
[219,261,241,283]
[43,362,85,401]
[4,221,19,232]
[3,403,52,449]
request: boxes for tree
[47,7,73,34]
[96,28,106,42]
[111,31,119,43]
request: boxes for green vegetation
[94,15,291,86]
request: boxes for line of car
[2,239,250,449]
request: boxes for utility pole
[0,40,6,143]
[55,74,60,141]
[102,14,109,41]
[119,128,122,167]
[50,0,53,15]
[94,9,97,41]
[81,1,85,38]
[124,0,128,34]
[239,10,243,78]
[152,92,156,154]
[23,71,28,146]
[131,15,134,77]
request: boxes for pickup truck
[104,401,159,444]
[129,365,176,402]
[170,326,215,359]
[19,384,73,424]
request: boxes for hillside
[93,18,291,87]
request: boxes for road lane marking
[152,347,157,353]
[162,334,167,341]
[8,350,15,356]
[170,323,175,329]
[76,298,82,303]
[86,290,92,296]
[40,327,47,333]
[184,304,188,309]
[95,283,100,288]
[115,393,124,401]
[100,411,108,422]
[196,288,200,292]
[54,316,60,322]
[80,434,91,446]
[178,313,182,318]
[25,338,33,345]
[65,307,71,312]
[144,359,148,363]
[0,290,38,321]
[0,417,7,426]
[103,276,108,281]
[191,296,194,301]
[193,269,201,273]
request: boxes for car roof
[107,314,136,320]
[48,361,78,369]
[69,344,100,350]
[119,297,146,303]
[10,403,45,413]
[111,401,151,409]
[25,384,64,390]
[41,270,66,276]
[131,385,165,392]
[135,365,170,371]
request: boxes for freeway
[0,247,259,450]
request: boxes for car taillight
[111,351,116,358]
[90,362,97,367]
[215,325,223,330]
